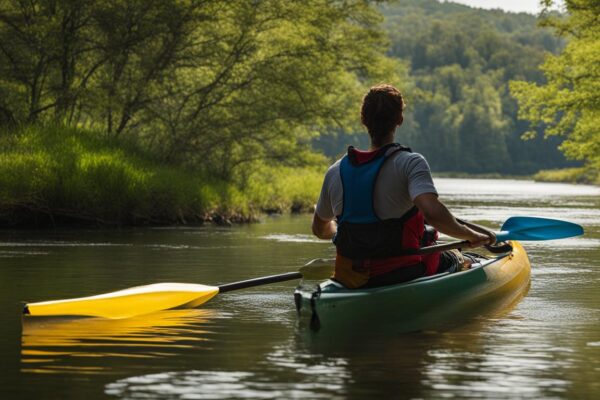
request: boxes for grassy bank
[0,125,323,227]
[533,168,600,185]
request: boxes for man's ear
[398,115,404,127]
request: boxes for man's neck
[369,133,395,151]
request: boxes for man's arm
[312,213,337,240]
[413,193,493,247]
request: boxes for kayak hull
[294,241,531,332]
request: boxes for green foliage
[1,1,594,227]
[0,125,323,225]
[511,0,600,173]
[534,167,600,185]
[0,0,396,180]
[313,0,574,174]
[242,164,324,214]
[387,0,573,174]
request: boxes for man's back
[316,148,437,221]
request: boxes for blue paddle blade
[495,216,584,242]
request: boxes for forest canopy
[510,0,600,174]
[0,0,400,180]
[314,0,575,175]
[1,0,581,179]
[0,0,600,220]
[0,0,596,225]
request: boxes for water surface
[1,178,599,399]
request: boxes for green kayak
[294,241,531,332]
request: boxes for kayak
[294,241,531,332]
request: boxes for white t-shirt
[315,148,438,221]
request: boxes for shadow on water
[21,309,219,375]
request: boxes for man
[312,84,494,289]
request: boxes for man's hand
[466,231,494,248]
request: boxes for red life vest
[333,144,440,286]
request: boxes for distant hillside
[314,0,575,175]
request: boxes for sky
[446,0,564,15]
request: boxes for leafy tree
[313,0,572,174]
[510,0,600,171]
[0,0,399,180]
[0,0,202,130]
[142,1,402,178]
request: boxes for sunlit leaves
[510,0,600,168]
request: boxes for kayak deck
[294,241,531,332]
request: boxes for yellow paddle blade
[299,258,335,280]
[24,283,220,319]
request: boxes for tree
[510,0,600,171]
[0,0,399,180]
[316,0,571,175]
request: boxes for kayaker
[312,84,495,289]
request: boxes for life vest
[332,143,440,288]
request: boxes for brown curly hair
[360,84,405,147]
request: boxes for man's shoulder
[322,158,342,184]
[391,150,429,167]
[325,158,342,174]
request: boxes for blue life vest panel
[338,150,389,224]
[334,143,419,260]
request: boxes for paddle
[418,216,584,255]
[23,216,583,319]
[23,259,335,319]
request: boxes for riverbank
[0,125,322,227]
[533,168,600,185]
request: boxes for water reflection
[103,284,532,399]
[260,234,324,243]
[289,286,533,398]
[21,309,219,374]
[435,178,600,201]
[421,317,571,398]
[106,369,343,399]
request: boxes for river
[1,178,599,399]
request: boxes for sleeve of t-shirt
[404,153,438,200]
[315,164,337,221]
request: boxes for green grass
[0,125,323,226]
[533,167,600,185]
[243,164,323,213]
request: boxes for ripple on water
[435,178,600,200]
[216,291,298,324]
[105,370,344,399]
[525,238,600,250]
[445,206,600,227]
[0,250,49,257]
[0,241,133,247]
[20,309,226,375]
[531,266,594,275]
[260,234,325,244]
[422,320,572,398]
